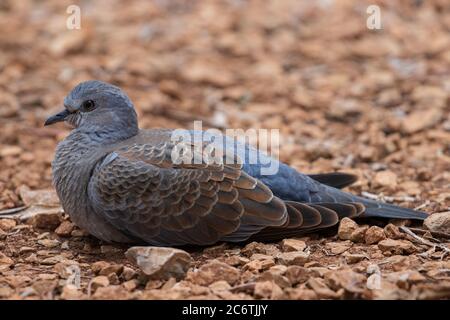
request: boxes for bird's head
[45,80,139,137]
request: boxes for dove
[44,80,427,245]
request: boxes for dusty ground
[0,0,449,300]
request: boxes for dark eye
[80,100,96,112]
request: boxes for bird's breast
[51,134,108,229]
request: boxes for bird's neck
[77,125,139,145]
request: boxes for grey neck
[77,125,139,145]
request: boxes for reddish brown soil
[0,0,449,300]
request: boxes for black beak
[44,109,71,126]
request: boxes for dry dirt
[0,0,449,300]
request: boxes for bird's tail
[246,185,428,243]
[308,173,428,220]
[354,195,428,220]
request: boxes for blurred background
[0,0,449,212]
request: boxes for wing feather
[89,139,288,245]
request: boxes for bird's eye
[80,100,96,112]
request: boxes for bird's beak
[44,109,71,126]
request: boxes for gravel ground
[0,0,449,300]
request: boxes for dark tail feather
[356,196,428,220]
[308,174,427,220]
[308,172,358,189]
[316,185,429,221]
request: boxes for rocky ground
[0,0,449,300]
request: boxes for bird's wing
[88,140,288,245]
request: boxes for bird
[44,80,427,245]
